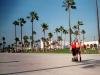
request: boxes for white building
[84,41,98,45]
[40,40,69,49]
[40,40,98,49]
[83,41,98,48]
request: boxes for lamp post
[96,0,100,52]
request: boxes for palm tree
[48,32,53,49]
[33,31,36,35]
[7,45,11,52]
[68,27,74,35]
[18,18,26,51]
[15,37,20,42]
[55,28,60,42]
[0,43,2,52]
[59,26,64,48]
[77,20,83,34]
[13,20,19,51]
[2,37,6,52]
[73,21,83,39]
[41,23,48,52]
[29,31,36,41]
[55,28,60,40]
[35,39,40,52]
[73,25,78,37]
[63,29,68,47]
[41,37,46,52]
[55,28,60,49]
[23,35,29,48]
[13,20,19,39]
[33,31,36,46]
[74,30,79,37]
[57,36,62,49]
[73,25,77,30]
[31,30,36,49]
[63,0,76,45]
[81,29,86,45]
[96,0,100,51]
[27,11,39,50]
[0,43,2,48]
[15,37,20,52]
[35,40,40,47]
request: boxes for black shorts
[72,48,76,56]
[76,48,81,54]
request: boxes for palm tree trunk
[3,42,4,52]
[21,26,23,51]
[61,32,63,49]
[32,21,34,51]
[68,7,72,46]
[15,25,16,40]
[56,32,58,49]
[49,38,51,50]
[78,25,81,43]
[56,32,58,40]
[64,34,66,48]
[16,41,17,52]
[83,34,84,45]
[82,34,85,53]
[43,31,45,52]
[96,0,100,52]
[15,25,17,52]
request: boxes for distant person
[75,39,81,62]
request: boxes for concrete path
[0,53,100,75]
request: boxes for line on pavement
[0,61,20,63]
[0,63,91,75]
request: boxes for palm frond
[71,6,76,9]
[73,25,78,30]
[27,16,30,19]
[78,21,83,25]
[72,2,75,5]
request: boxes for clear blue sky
[0,0,100,45]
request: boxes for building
[83,41,98,49]
[40,40,98,49]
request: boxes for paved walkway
[0,53,100,75]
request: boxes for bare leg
[79,51,81,62]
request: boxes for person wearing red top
[76,39,81,62]
[70,40,77,61]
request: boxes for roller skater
[76,39,82,62]
[70,39,78,62]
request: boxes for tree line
[0,0,86,53]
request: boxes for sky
[0,0,100,46]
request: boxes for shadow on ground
[80,59,100,68]
[0,59,100,75]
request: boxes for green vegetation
[83,49,99,54]
[46,48,71,54]
[23,48,99,54]
[47,48,98,54]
